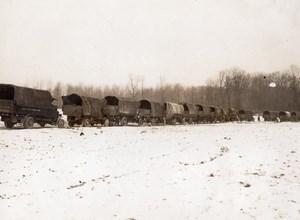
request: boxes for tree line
[25,65,300,112]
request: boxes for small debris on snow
[210,156,217,161]
[240,182,251,187]
[245,171,265,176]
[67,181,86,189]
[80,132,84,136]
[220,146,229,153]
[271,174,285,179]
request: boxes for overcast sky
[1,0,300,87]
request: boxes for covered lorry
[224,108,238,122]
[164,102,184,125]
[196,104,211,123]
[0,84,64,128]
[138,99,165,125]
[263,111,278,121]
[211,106,225,122]
[238,110,254,121]
[278,111,291,122]
[102,96,139,126]
[291,111,300,122]
[61,94,104,127]
[181,103,199,123]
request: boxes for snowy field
[0,122,300,220]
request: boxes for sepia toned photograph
[1,0,300,219]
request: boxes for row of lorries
[0,84,299,128]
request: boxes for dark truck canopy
[238,110,253,120]
[62,93,104,118]
[291,111,300,120]
[104,96,139,115]
[279,111,291,117]
[263,110,278,115]
[278,111,291,121]
[263,110,278,119]
[291,111,300,117]
[139,99,164,117]
[0,84,53,108]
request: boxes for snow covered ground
[0,122,300,220]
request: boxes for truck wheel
[172,118,177,125]
[120,117,128,126]
[58,119,65,128]
[138,119,143,126]
[68,121,75,127]
[40,122,46,128]
[181,118,186,125]
[24,116,34,129]
[104,118,110,127]
[150,118,156,126]
[4,121,14,128]
[82,119,90,127]
[163,117,166,126]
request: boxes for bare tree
[217,71,226,107]
[140,75,145,99]
[128,74,140,99]
[52,82,63,108]
[223,70,233,108]
[173,83,184,103]
[288,65,300,110]
[158,76,166,102]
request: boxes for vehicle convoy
[102,96,139,126]
[1,84,298,129]
[0,84,64,128]
[61,93,104,127]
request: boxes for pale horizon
[1,0,300,87]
